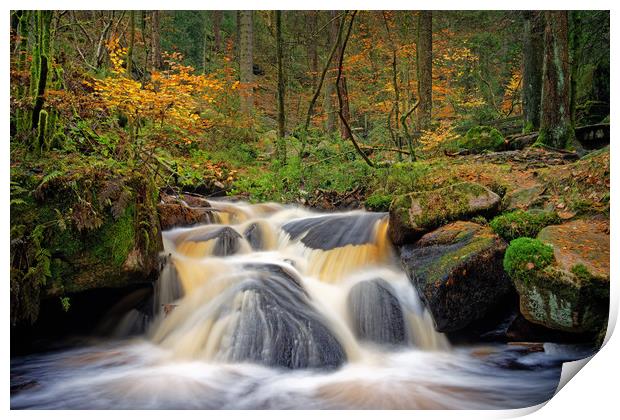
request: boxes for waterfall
[140,201,448,368]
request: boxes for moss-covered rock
[364,193,393,212]
[10,166,163,325]
[458,126,506,152]
[388,182,501,245]
[503,220,609,333]
[399,221,512,332]
[490,210,560,242]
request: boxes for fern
[39,170,63,188]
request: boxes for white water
[11,200,586,409]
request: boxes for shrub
[503,237,555,283]
[490,210,560,242]
[458,126,505,152]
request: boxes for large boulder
[399,221,512,332]
[389,182,501,245]
[503,219,609,333]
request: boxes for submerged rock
[188,226,243,257]
[347,279,406,345]
[388,182,500,245]
[399,221,511,332]
[243,223,264,250]
[283,213,385,250]
[222,266,346,369]
[504,219,609,333]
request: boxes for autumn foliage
[91,38,241,141]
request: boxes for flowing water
[10,200,592,409]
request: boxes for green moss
[414,182,496,227]
[92,203,136,267]
[490,210,561,242]
[571,263,593,281]
[458,126,505,152]
[523,121,535,134]
[365,193,393,212]
[503,237,555,283]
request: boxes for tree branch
[335,11,374,168]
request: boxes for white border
[2,2,617,419]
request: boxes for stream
[10,201,594,409]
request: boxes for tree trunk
[336,11,374,167]
[538,11,575,148]
[522,11,544,132]
[324,10,338,133]
[568,11,582,125]
[338,73,351,138]
[151,11,162,70]
[308,11,319,86]
[141,11,149,77]
[213,10,222,53]
[239,11,254,116]
[305,11,342,132]
[276,10,286,163]
[127,11,135,78]
[416,11,432,131]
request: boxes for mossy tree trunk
[31,11,53,148]
[538,11,575,149]
[568,11,583,125]
[522,11,544,133]
[416,11,432,132]
[16,11,30,133]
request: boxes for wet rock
[347,279,406,345]
[224,266,346,369]
[244,223,264,250]
[399,221,511,332]
[389,182,500,245]
[157,200,211,230]
[505,219,609,333]
[283,213,385,250]
[189,226,242,257]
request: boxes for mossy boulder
[490,209,560,242]
[503,220,609,333]
[10,167,163,325]
[399,221,512,332]
[503,184,547,211]
[458,126,506,152]
[388,182,501,245]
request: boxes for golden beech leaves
[93,38,234,135]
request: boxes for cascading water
[10,200,590,409]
